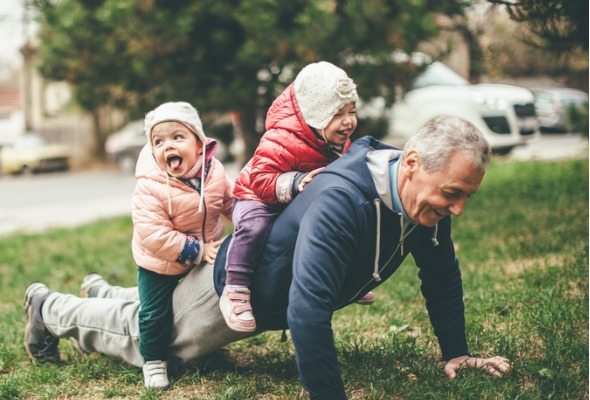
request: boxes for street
[0,169,136,236]
[0,134,587,237]
[509,133,589,161]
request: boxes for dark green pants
[137,267,184,361]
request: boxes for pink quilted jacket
[131,142,233,275]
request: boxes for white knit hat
[294,61,359,130]
[144,101,206,146]
[144,101,208,212]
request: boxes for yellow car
[0,133,71,175]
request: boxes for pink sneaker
[219,285,256,333]
[356,291,375,305]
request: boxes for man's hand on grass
[444,355,511,379]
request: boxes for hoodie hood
[366,147,403,211]
[322,136,399,203]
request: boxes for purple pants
[225,199,284,287]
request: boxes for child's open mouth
[336,129,351,138]
[167,155,183,169]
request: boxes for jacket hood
[265,84,325,149]
[322,136,401,205]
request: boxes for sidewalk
[509,134,588,161]
[0,163,241,237]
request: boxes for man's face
[398,150,484,227]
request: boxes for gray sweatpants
[42,263,250,367]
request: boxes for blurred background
[0,0,587,176]
[0,0,587,235]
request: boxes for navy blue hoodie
[215,136,468,399]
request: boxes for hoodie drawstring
[399,214,406,256]
[372,199,382,282]
[198,151,205,213]
[165,173,172,215]
[345,197,422,307]
[431,223,439,246]
[319,128,328,144]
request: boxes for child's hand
[203,238,224,264]
[298,167,324,192]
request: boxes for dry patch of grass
[500,254,566,276]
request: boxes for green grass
[0,158,587,399]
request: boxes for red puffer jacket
[234,84,351,203]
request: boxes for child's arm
[274,166,324,204]
[132,180,204,267]
[296,167,324,192]
[247,134,302,203]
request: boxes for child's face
[151,121,202,177]
[322,102,357,146]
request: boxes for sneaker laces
[144,361,169,387]
[145,362,167,376]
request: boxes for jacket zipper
[338,198,417,307]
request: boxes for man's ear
[403,150,420,174]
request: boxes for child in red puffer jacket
[220,61,374,333]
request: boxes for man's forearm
[288,315,347,399]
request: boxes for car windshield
[412,62,469,90]
[13,135,46,149]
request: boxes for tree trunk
[236,102,261,166]
[91,110,107,160]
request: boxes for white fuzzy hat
[144,101,206,146]
[294,61,359,130]
[144,101,208,212]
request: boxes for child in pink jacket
[131,102,233,390]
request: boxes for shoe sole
[145,383,171,391]
[80,273,107,298]
[23,283,48,363]
[223,318,257,333]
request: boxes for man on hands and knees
[24,115,510,399]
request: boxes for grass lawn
[0,157,587,399]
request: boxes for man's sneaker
[80,273,109,298]
[219,285,256,333]
[23,282,61,364]
[356,291,375,305]
[143,360,170,390]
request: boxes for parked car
[531,87,589,133]
[0,133,71,175]
[105,120,146,174]
[105,119,229,174]
[387,62,540,154]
